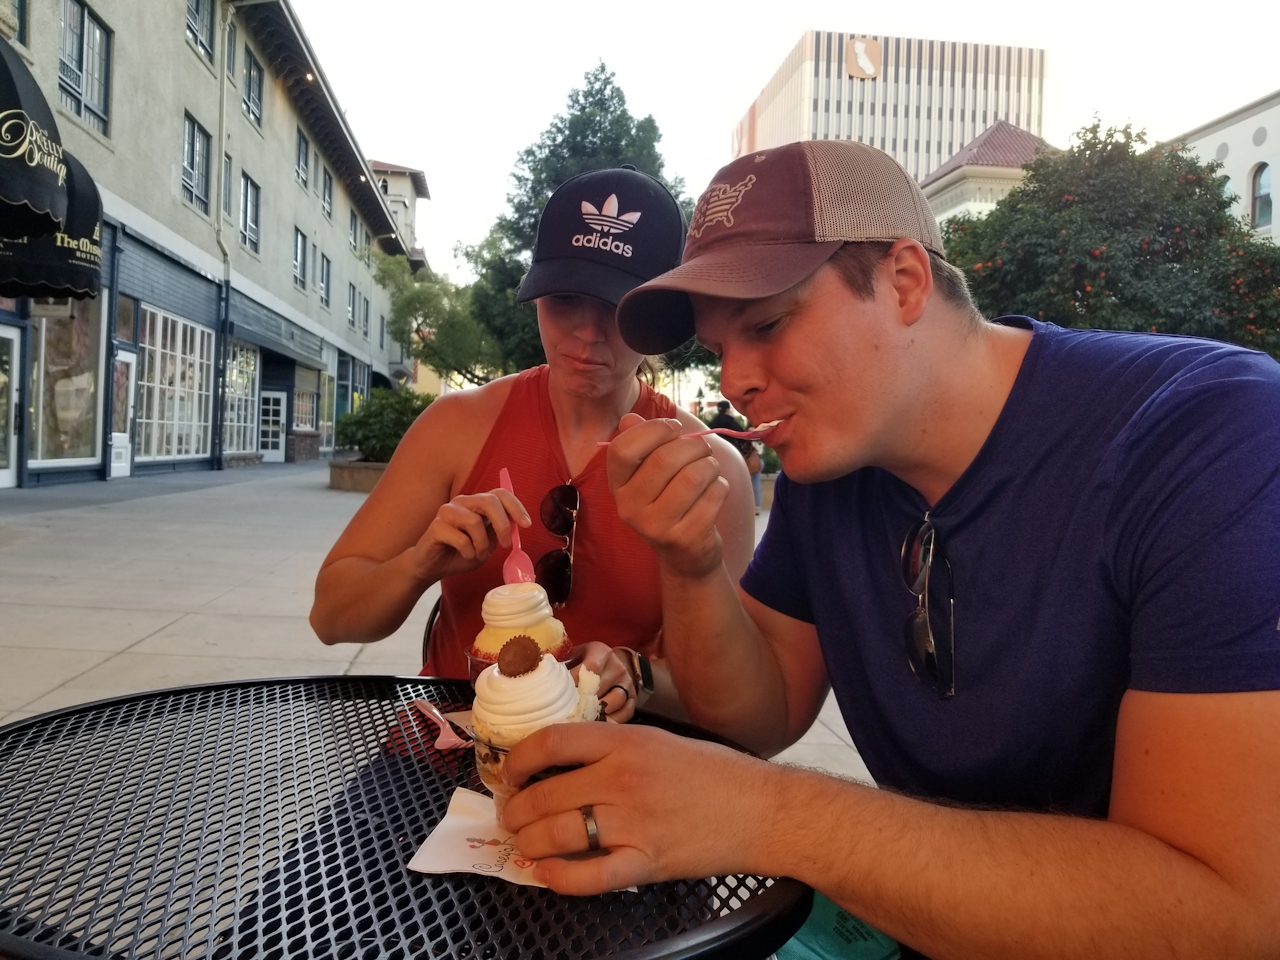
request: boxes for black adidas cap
[516,165,686,307]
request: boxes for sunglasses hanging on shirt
[900,514,955,698]
[535,484,579,606]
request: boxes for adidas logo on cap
[573,194,639,257]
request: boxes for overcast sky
[291,0,1276,282]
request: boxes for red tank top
[422,366,678,678]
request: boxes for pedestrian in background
[707,400,764,513]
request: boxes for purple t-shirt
[741,318,1280,816]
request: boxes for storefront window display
[27,297,106,464]
[134,306,215,461]
[223,340,259,454]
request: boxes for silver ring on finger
[581,805,600,852]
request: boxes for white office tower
[732,31,1047,183]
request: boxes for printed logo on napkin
[409,788,544,887]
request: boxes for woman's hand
[408,488,530,584]
[572,642,637,723]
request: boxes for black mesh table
[0,677,811,960]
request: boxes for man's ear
[883,239,933,326]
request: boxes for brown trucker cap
[616,140,944,355]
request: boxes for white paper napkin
[409,787,637,892]
[409,787,546,886]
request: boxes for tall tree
[374,252,502,387]
[944,123,1280,358]
[381,63,709,384]
[500,62,686,253]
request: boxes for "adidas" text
[572,233,633,257]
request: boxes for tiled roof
[919,121,1054,189]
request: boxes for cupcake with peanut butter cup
[472,635,600,817]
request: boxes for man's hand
[500,722,779,894]
[607,413,730,580]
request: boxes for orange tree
[943,122,1280,358]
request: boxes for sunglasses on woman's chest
[535,484,578,605]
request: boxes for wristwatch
[616,647,654,711]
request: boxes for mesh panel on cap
[803,141,944,253]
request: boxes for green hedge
[335,388,434,463]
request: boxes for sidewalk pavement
[0,463,872,784]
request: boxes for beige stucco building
[0,0,428,486]
[731,30,1047,184]
[369,159,444,396]
[1171,89,1276,243]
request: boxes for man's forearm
[311,550,432,645]
[754,766,1272,960]
[658,565,793,754]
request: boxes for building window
[222,341,259,455]
[134,307,216,461]
[222,154,232,215]
[181,113,211,213]
[116,294,137,343]
[59,0,111,136]
[379,314,385,350]
[242,46,263,125]
[361,295,370,338]
[239,172,259,252]
[293,228,307,288]
[362,227,371,267]
[347,283,356,328]
[319,372,335,450]
[349,210,358,250]
[185,0,213,60]
[322,168,332,217]
[224,20,236,75]
[10,0,26,45]
[1253,164,1272,229]
[27,297,106,464]
[295,128,309,187]
[292,389,316,430]
[320,254,331,306]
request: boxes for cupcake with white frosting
[469,582,573,675]
[472,635,600,816]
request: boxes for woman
[310,165,756,721]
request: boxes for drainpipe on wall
[99,224,122,480]
[210,0,235,471]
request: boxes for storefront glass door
[259,390,286,463]
[0,327,18,488]
[109,351,136,478]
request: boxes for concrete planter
[329,459,387,492]
[760,473,778,510]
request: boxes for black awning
[0,39,67,240]
[0,150,101,299]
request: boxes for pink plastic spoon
[498,467,536,584]
[411,699,471,750]
[596,419,785,447]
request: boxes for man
[498,141,1280,958]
